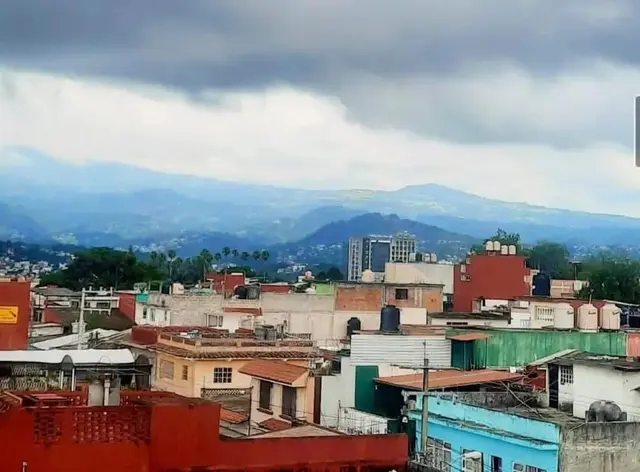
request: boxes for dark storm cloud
[1,0,639,88]
[1,0,638,147]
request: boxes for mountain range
[2,147,640,259]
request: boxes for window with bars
[207,314,224,328]
[513,464,546,472]
[462,449,483,472]
[426,438,451,472]
[213,367,232,383]
[534,306,555,322]
[159,360,174,380]
[181,365,188,381]
[560,365,573,385]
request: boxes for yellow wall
[250,376,315,425]
[154,351,311,398]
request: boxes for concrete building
[427,311,510,328]
[385,261,454,308]
[348,232,417,282]
[0,279,31,349]
[409,390,640,472]
[240,359,317,430]
[153,329,320,398]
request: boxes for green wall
[447,329,627,367]
[354,365,379,413]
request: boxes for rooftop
[220,408,249,424]
[249,424,342,439]
[446,332,491,342]
[337,280,444,288]
[430,311,509,320]
[156,344,320,360]
[239,359,308,385]
[376,369,524,391]
[547,350,640,372]
[0,349,135,365]
[33,286,79,297]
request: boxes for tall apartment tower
[347,232,417,281]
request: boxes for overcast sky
[1,1,639,215]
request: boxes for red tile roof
[258,418,291,432]
[220,408,249,424]
[223,306,262,316]
[447,333,490,341]
[239,359,308,385]
[156,345,320,360]
[375,369,524,391]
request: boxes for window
[461,274,471,281]
[560,365,573,385]
[460,264,466,273]
[213,367,232,384]
[142,306,148,320]
[513,464,546,472]
[395,288,409,300]
[534,306,554,323]
[259,381,273,410]
[426,438,451,471]
[181,365,189,381]
[95,301,110,309]
[159,360,174,380]
[150,308,156,322]
[164,310,169,322]
[491,456,503,472]
[282,386,297,419]
[462,449,483,472]
[207,314,224,328]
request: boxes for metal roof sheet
[0,349,135,365]
[375,369,524,391]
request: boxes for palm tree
[214,252,222,264]
[240,251,250,261]
[231,248,239,259]
[166,249,177,281]
[260,250,270,262]
[199,249,214,281]
[252,250,261,261]
[222,247,231,258]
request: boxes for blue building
[409,393,559,472]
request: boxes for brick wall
[335,284,443,313]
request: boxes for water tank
[485,241,493,252]
[246,285,261,300]
[600,303,621,330]
[263,324,277,341]
[553,303,575,329]
[532,273,551,297]
[305,271,313,279]
[255,325,266,341]
[430,253,437,263]
[587,400,627,422]
[500,245,508,255]
[361,270,375,283]
[415,252,424,262]
[508,245,516,255]
[492,241,501,252]
[408,253,416,262]
[234,285,248,299]
[380,305,401,332]
[577,303,598,331]
[347,317,361,338]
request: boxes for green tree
[470,228,523,254]
[261,250,270,262]
[198,249,214,281]
[222,247,231,258]
[326,266,344,281]
[526,242,575,278]
[231,248,239,258]
[252,250,262,261]
[578,256,640,304]
[240,251,250,261]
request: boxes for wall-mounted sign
[0,306,18,324]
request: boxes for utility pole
[421,353,429,460]
[77,288,86,350]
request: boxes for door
[548,364,559,408]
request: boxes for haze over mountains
[2,148,640,257]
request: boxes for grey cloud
[1,0,639,147]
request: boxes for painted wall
[249,376,315,424]
[411,395,560,472]
[453,253,530,312]
[385,262,454,293]
[350,333,452,368]
[335,283,443,313]
[428,316,510,328]
[135,302,171,326]
[0,280,30,349]
[337,406,389,434]
[449,329,626,367]
[627,331,640,356]
[148,293,223,325]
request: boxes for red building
[0,279,31,350]
[453,247,531,312]
[0,390,408,472]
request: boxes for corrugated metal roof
[0,349,135,365]
[447,333,491,342]
[527,349,577,367]
[375,369,524,391]
[239,359,308,385]
[350,333,451,368]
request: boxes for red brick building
[0,279,31,350]
[453,250,531,312]
[0,390,408,472]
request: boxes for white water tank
[485,241,493,252]
[600,303,621,330]
[492,241,501,252]
[577,303,598,331]
[361,270,375,283]
[553,303,575,329]
[508,245,516,255]
[500,245,508,255]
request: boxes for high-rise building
[347,232,417,281]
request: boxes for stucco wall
[250,376,314,424]
[384,262,454,294]
[335,284,442,312]
[149,293,223,326]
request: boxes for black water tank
[380,305,401,332]
[234,285,248,299]
[246,285,261,300]
[532,272,551,297]
[346,317,362,338]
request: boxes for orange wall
[335,284,442,312]
[0,280,30,349]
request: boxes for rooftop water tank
[485,241,494,252]
[430,253,438,263]
[347,317,361,338]
[361,270,375,283]
[553,303,575,329]
[492,241,501,252]
[600,303,621,330]
[508,245,516,255]
[577,303,598,331]
[500,245,508,255]
[532,272,551,297]
[380,305,401,332]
